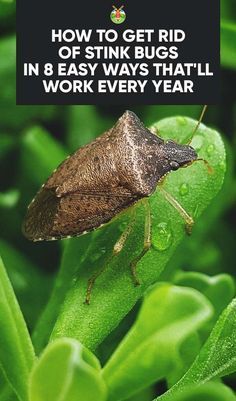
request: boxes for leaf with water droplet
[33,116,226,353]
[152,222,173,251]
[179,183,189,197]
[176,116,187,126]
[206,144,215,156]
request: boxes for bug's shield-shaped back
[23,111,167,241]
[23,187,136,241]
[22,112,150,241]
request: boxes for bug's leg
[85,209,136,304]
[130,198,152,286]
[159,187,194,234]
[85,263,109,305]
[113,208,136,256]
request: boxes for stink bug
[23,107,209,303]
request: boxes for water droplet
[219,160,225,171]
[176,116,187,126]
[152,222,172,251]
[191,135,203,151]
[206,144,215,155]
[179,183,189,196]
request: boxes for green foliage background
[0,0,235,400]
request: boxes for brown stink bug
[23,106,209,303]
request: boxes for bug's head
[163,140,198,171]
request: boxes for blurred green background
[0,0,236,398]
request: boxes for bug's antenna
[195,157,213,174]
[188,105,208,145]
[112,5,117,10]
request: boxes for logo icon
[110,5,126,24]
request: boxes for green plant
[0,1,236,399]
[1,113,234,401]
[29,338,106,401]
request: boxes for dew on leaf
[152,222,173,251]
[219,160,225,171]
[206,144,215,155]
[176,116,187,126]
[179,183,189,196]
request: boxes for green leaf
[0,36,56,131]
[143,105,201,127]
[161,382,236,401]
[168,274,235,384]
[0,189,19,209]
[0,369,19,401]
[221,0,236,23]
[20,126,67,185]
[66,106,113,151]
[173,271,235,318]
[33,234,93,353]
[102,283,213,401]
[0,256,35,401]
[29,338,107,401]
[0,1,15,28]
[0,239,52,330]
[0,133,15,160]
[124,386,155,401]
[35,117,225,352]
[160,138,235,281]
[160,142,235,280]
[221,21,236,69]
[157,298,236,400]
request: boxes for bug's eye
[170,161,179,170]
